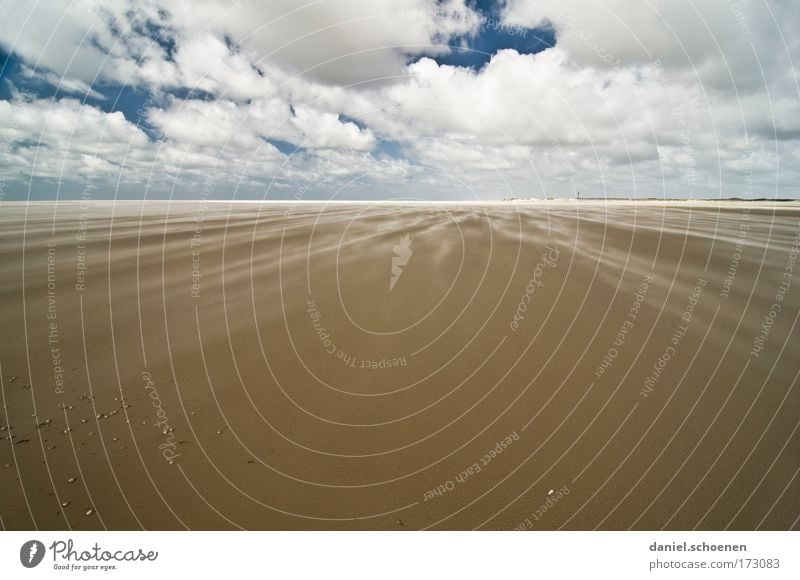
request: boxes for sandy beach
[0,200,798,530]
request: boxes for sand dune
[0,201,798,530]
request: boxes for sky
[0,0,798,201]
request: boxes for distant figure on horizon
[576,191,581,200]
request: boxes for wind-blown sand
[0,200,798,530]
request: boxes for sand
[0,200,798,530]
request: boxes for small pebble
[61,501,70,507]
[85,508,94,516]
[67,477,76,483]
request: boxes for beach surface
[1,200,798,530]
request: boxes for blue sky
[0,0,798,201]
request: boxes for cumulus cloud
[0,96,285,186]
[0,97,149,184]
[0,0,480,88]
[0,0,798,199]
[0,0,177,87]
[162,0,481,85]
[502,0,800,91]
[147,96,375,151]
[19,66,106,100]
[171,34,276,102]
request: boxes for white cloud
[289,107,375,150]
[0,0,179,87]
[0,0,798,199]
[0,97,150,180]
[148,98,269,149]
[172,34,276,101]
[19,66,106,100]
[502,0,800,92]
[163,0,481,85]
[368,50,704,166]
[0,0,482,88]
[146,96,374,152]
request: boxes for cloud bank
[0,0,797,200]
